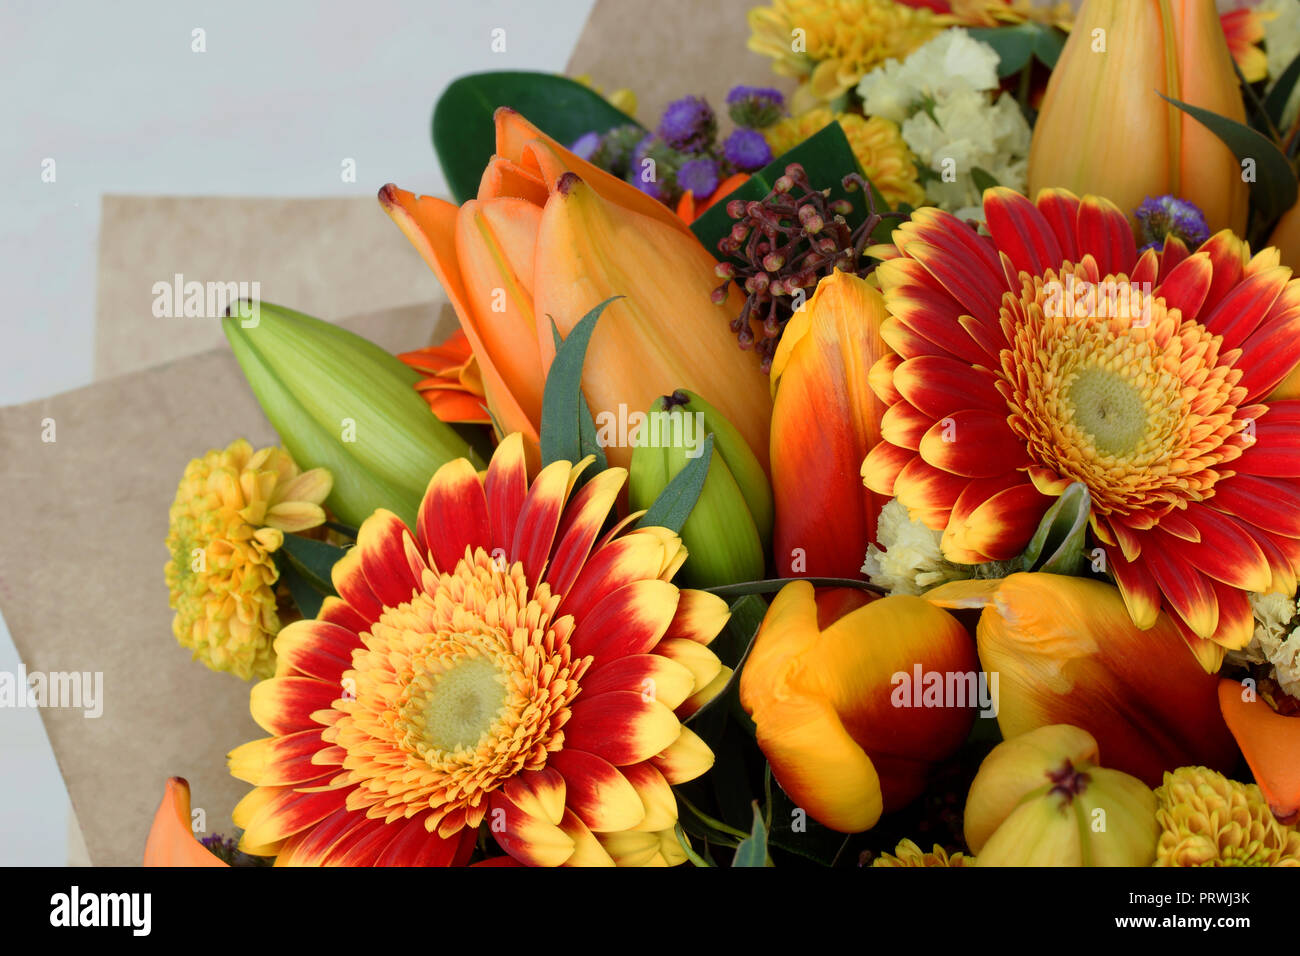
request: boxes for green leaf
[279,534,348,593]
[432,71,643,205]
[1160,93,1299,222]
[539,298,620,469]
[1032,25,1066,70]
[280,559,327,620]
[686,593,766,732]
[1264,51,1300,132]
[674,791,747,848]
[1018,482,1091,576]
[689,121,885,262]
[731,801,771,867]
[635,435,713,534]
[970,166,1001,195]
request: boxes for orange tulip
[1028,0,1248,236]
[926,574,1238,786]
[398,327,489,424]
[739,580,977,832]
[142,777,228,867]
[769,271,890,579]
[382,109,771,470]
[1218,678,1300,825]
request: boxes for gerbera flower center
[1064,365,1150,458]
[408,655,508,753]
[325,548,589,834]
[997,265,1250,518]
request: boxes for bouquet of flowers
[146,0,1300,868]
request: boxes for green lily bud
[223,302,480,528]
[628,389,774,587]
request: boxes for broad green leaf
[279,534,348,593]
[731,801,771,867]
[1160,93,1299,222]
[689,122,887,262]
[539,298,620,469]
[432,71,643,204]
[279,558,327,620]
[636,435,713,534]
[966,24,1062,78]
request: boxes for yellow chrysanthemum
[748,0,945,108]
[764,108,925,209]
[1155,767,1300,867]
[164,439,332,681]
[872,838,973,867]
[949,0,1073,30]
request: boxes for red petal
[1074,195,1135,276]
[1141,546,1219,638]
[568,579,678,665]
[330,547,384,624]
[943,479,1046,562]
[485,433,528,556]
[273,620,357,682]
[376,816,475,866]
[564,691,681,765]
[511,460,572,587]
[1177,508,1272,592]
[1108,545,1162,629]
[918,409,1027,478]
[1033,187,1081,264]
[546,749,646,832]
[1211,473,1300,536]
[880,399,933,451]
[545,467,624,596]
[418,458,491,573]
[1154,253,1213,321]
[1236,309,1300,401]
[984,187,1062,277]
[861,440,914,496]
[1235,404,1300,476]
[1199,266,1287,350]
[893,355,1006,418]
[250,677,340,736]
[356,510,420,609]
[1210,579,1254,650]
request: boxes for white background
[0,0,594,865]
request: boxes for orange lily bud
[533,172,771,471]
[739,580,977,831]
[769,271,890,578]
[1028,0,1248,236]
[142,777,228,867]
[384,109,772,472]
[1218,679,1300,825]
[927,574,1238,786]
[399,327,490,425]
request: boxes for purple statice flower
[723,128,772,172]
[726,85,786,128]
[657,95,717,153]
[678,157,720,198]
[569,131,602,161]
[1134,195,1210,252]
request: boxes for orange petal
[1218,679,1300,825]
[143,778,229,867]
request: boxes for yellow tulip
[1028,0,1248,236]
[925,573,1239,787]
[739,581,977,832]
[382,109,771,470]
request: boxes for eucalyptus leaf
[1160,93,1299,222]
[280,559,327,620]
[731,801,771,867]
[432,71,643,204]
[635,435,713,534]
[539,298,620,469]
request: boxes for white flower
[901,90,1031,211]
[1231,591,1300,698]
[862,499,973,596]
[858,28,1001,122]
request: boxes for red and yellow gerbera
[863,187,1300,668]
[229,433,727,866]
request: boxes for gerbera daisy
[229,434,727,866]
[862,188,1300,668]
